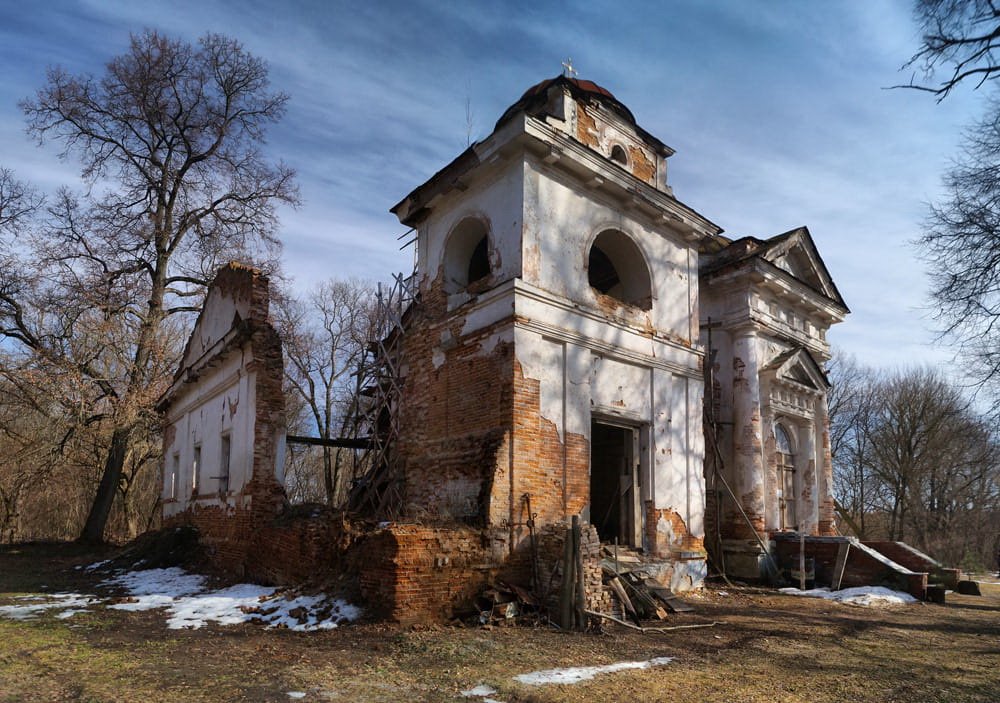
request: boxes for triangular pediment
[760,227,846,309]
[177,263,264,373]
[761,346,829,391]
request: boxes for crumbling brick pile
[528,522,611,616]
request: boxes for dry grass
[2,543,999,702]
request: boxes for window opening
[587,229,652,310]
[610,144,628,166]
[775,423,796,530]
[192,444,201,495]
[588,247,619,294]
[218,434,231,494]
[467,236,489,284]
[169,453,179,500]
[442,217,491,293]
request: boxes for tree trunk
[79,425,130,544]
[323,444,334,505]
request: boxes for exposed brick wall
[627,145,655,183]
[358,524,496,623]
[395,278,590,536]
[357,521,611,624]
[164,503,254,577]
[396,281,515,523]
[644,502,704,557]
[504,360,589,531]
[165,504,356,585]
[576,106,600,148]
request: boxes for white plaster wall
[522,159,694,341]
[416,158,524,294]
[512,314,705,542]
[182,287,253,368]
[162,349,256,517]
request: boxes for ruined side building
[163,77,929,622]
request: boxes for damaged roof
[494,74,671,156]
[700,226,849,312]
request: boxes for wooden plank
[608,577,636,617]
[559,526,574,629]
[572,515,586,629]
[643,579,696,613]
[831,542,850,590]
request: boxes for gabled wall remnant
[157,263,288,576]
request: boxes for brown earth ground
[1,543,999,703]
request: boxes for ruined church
[158,76,878,621]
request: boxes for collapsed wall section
[395,282,515,523]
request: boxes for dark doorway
[590,421,638,545]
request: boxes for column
[730,330,765,538]
[798,414,818,534]
[816,392,836,535]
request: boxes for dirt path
[2,543,999,702]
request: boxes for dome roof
[494,75,637,131]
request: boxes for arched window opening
[587,229,652,310]
[775,423,797,530]
[588,246,619,294]
[442,217,491,293]
[468,235,490,285]
[610,144,628,166]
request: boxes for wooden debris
[607,576,637,620]
[643,579,696,613]
[585,609,719,633]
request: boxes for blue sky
[0,0,987,374]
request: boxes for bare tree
[0,169,40,233]
[898,2,1000,406]
[828,354,880,537]
[920,103,1000,403]
[1,30,297,543]
[903,0,1000,99]
[829,361,1000,567]
[275,279,374,505]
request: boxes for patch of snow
[83,559,112,572]
[0,566,359,632]
[101,567,360,630]
[513,657,674,686]
[779,586,918,607]
[0,593,98,621]
[102,567,206,598]
[287,693,306,699]
[462,684,498,697]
